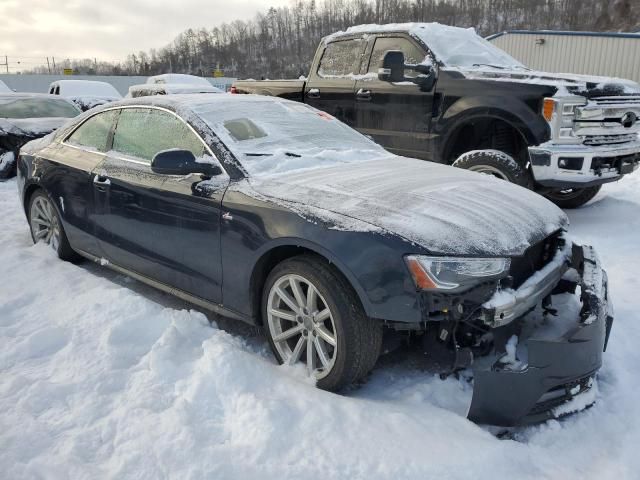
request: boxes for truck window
[367,37,426,78]
[318,39,365,78]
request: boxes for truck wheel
[453,150,532,188]
[542,186,601,209]
[263,254,382,392]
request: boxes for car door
[42,108,118,256]
[353,35,435,160]
[304,37,366,127]
[92,107,229,303]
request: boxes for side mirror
[378,50,405,82]
[151,149,222,177]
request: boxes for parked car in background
[16,94,613,426]
[233,22,640,208]
[1,93,80,178]
[127,73,223,98]
[0,79,12,93]
[127,82,223,98]
[48,80,122,112]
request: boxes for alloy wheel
[267,273,337,378]
[30,196,61,251]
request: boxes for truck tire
[452,150,532,188]
[542,186,601,209]
[263,254,382,392]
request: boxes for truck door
[354,35,435,160]
[304,37,366,128]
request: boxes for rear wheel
[28,190,79,261]
[542,185,602,209]
[453,150,532,188]
[263,255,382,391]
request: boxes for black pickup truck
[233,23,640,208]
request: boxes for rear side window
[317,39,365,78]
[67,110,118,152]
[367,36,427,77]
[112,108,206,163]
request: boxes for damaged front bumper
[468,244,614,426]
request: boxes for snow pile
[2,171,640,477]
[0,79,11,93]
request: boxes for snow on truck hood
[449,68,640,93]
[244,156,567,256]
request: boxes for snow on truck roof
[324,22,524,69]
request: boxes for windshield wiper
[244,151,302,158]
[472,63,507,70]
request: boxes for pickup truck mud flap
[468,245,613,426]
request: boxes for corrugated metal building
[487,31,640,83]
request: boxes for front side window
[317,39,365,78]
[368,36,427,77]
[112,108,206,163]
[67,110,118,152]
[0,98,79,119]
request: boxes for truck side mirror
[378,50,405,82]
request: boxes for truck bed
[232,79,305,101]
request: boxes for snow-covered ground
[1,175,639,479]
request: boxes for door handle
[307,88,320,99]
[93,174,111,189]
[356,88,371,101]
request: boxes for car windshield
[194,99,387,176]
[0,97,80,119]
[416,25,526,70]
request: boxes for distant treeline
[29,0,639,79]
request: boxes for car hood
[451,67,640,95]
[0,117,68,137]
[245,156,568,256]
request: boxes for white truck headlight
[405,256,510,290]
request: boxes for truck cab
[233,23,640,208]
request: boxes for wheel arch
[248,240,370,326]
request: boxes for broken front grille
[509,232,562,290]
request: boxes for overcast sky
[0,0,290,65]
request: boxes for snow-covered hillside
[1,176,639,479]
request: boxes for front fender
[435,95,550,161]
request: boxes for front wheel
[263,255,382,391]
[452,150,532,188]
[541,185,602,209]
[28,190,79,261]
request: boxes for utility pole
[94,57,98,74]
[52,57,57,74]
[46,57,51,74]
[3,55,8,74]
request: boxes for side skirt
[75,248,255,325]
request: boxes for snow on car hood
[243,155,568,256]
[0,117,68,137]
[450,67,640,93]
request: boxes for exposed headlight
[405,255,510,290]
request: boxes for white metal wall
[490,33,640,83]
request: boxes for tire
[262,254,382,392]
[28,189,79,261]
[542,185,602,209]
[452,150,532,188]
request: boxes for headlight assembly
[405,255,510,290]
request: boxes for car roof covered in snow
[0,92,77,102]
[146,74,212,87]
[48,80,122,98]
